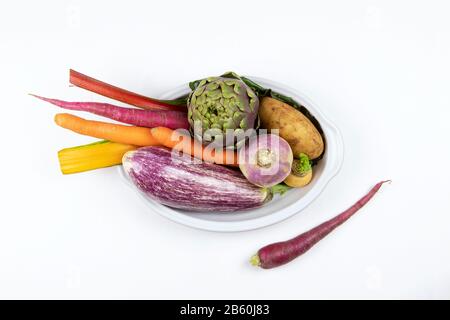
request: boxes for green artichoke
[187,72,259,148]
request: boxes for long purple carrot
[30,94,189,130]
[251,180,390,269]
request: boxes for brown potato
[259,97,324,159]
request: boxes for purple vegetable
[122,146,287,212]
[251,181,390,269]
[31,94,189,130]
[239,134,293,187]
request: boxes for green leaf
[241,76,270,97]
[293,153,312,175]
[189,79,202,91]
[270,184,291,196]
[156,94,189,106]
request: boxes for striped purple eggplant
[122,146,276,212]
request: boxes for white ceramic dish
[118,77,344,232]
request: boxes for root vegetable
[31,94,189,130]
[54,113,159,146]
[70,69,185,111]
[251,180,390,269]
[239,134,293,187]
[284,153,313,188]
[58,140,137,174]
[150,127,238,166]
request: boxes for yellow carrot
[58,140,137,174]
[54,113,159,146]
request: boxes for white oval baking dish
[118,77,344,232]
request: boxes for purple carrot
[30,94,190,130]
[251,180,390,269]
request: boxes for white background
[0,0,449,299]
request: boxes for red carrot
[31,94,189,130]
[69,69,185,111]
[251,180,390,269]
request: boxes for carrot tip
[250,254,261,267]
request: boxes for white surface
[119,78,344,232]
[0,0,449,299]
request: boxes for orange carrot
[150,127,238,166]
[54,113,159,146]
